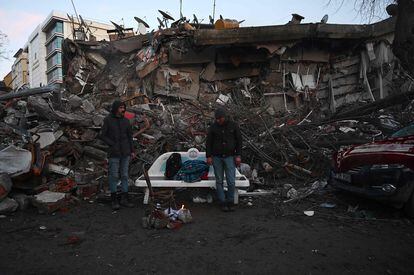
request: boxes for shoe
[220,203,229,212]
[227,202,235,212]
[120,193,135,208]
[193,196,207,203]
[111,193,120,211]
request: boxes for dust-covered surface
[1,190,414,275]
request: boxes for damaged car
[329,124,414,216]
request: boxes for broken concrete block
[81,129,98,141]
[68,95,83,109]
[154,66,201,99]
[33,191,68,214]
[34,130,63,149]
[0,197,18,214]
[0,146,32,177]
[81,100,95,113]
[76,183,99,199]
[34,190,66,203]
[201,62,216,81]
[86,52,107,69]
[12,193,30,210]
[92,114,105,126]
[137,60,159,78]
[216,94,232,105]
[83,146,107,161]
[28,96,93,126]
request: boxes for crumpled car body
[329,126,414,215]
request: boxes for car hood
[334,135,414,172]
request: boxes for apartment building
[11,48,29,90]
[23,10,112,88]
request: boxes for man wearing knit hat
[206,107,242,212]
[101,99,135,210]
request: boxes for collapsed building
[65,17,399,112]
[1,15,413,213]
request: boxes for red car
[329,124,414,216]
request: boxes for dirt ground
[1,188,414,275]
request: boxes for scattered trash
[320,203,336,208]
[143,204,192,229]
[177,205,192,223]
[304,211,315,217]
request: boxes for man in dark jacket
[206,107,242,212]
[101,100,135,210]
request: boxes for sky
[0,0,389,79]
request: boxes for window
[46,52,62,68]
[46,21,64,40]
[47,68,63,83]
[55,21,63,33]
[46,37,63,55]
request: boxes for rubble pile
[1,15,414,214]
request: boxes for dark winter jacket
[206,119,242,158]
[100,100,134,158]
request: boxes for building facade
[11,48,29,90]
[24,10,112,88]
[3,71,13,88]
[28,25,48,88]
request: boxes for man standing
[101,100,135,210]
[206,107,242,212]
